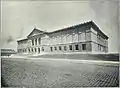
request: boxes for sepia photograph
[1,0,119,88]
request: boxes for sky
[1,0,119,53]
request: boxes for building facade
[1,49,16,56]
[17,21,108,54]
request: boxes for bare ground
[1,56,119,88]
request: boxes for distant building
[17,21,108,54]
[1,49,16,56]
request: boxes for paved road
[1,58,119,88]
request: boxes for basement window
[38,48,40,53]
[29,48,30,52]
[54,47,57,50]
[32,48,33,52]
[82,44,86,50]
[50,47,53,51]
[59,46,62,50]
[75,44,79,50]
[35,48,36,52]
[64,46,67,51]
[25,49,26,52]
[42,47,44,51]
[69,45,72,50]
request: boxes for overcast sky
[1,0,119,53]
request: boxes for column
[37,38,39,45]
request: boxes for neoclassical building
[17,21,108,54]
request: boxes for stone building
[17,21,108,54]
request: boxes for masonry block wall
[17,21,108,54]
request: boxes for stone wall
[17,22,108,54]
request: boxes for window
[35,38,37,45]
[81,33,85,41]
[69,45,72,50]
[54,47,57,50]
[59,46,62,50]
[38,38,41,44]
[35,48,36,52]
[32,48,33,52]
[64,46,67,51]
[78,32,81,41]
[82,44,86,50]
[28,48,30,52]
[73,33,78,42]
[50,47,53,51]
[32,39,34,46]
[38,48,40,53]
[75,44,79,50]
[98,45,101,51]
[42,47,44,51]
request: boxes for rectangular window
[35,48,36,52]
[28,48,30,52]
[50,47,53,51]
[39,38,41,44]
[69,45,72,50]
[42,47,44,51]
[75,44,79,50]
[99,45,101,51]
[64,46,67,51]
[82,44,86,50]
[38,48,40,53]
[78,32,81,41]
[59,46,62,50]
[32,48,33,52]
[35,39,37,45]
[81,32,85,41]
[54,47,57,50]
[32,39,34,46]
